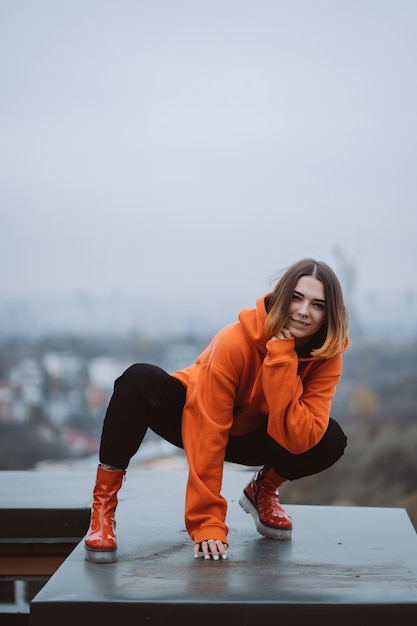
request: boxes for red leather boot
[239,466,292,540]
[84,465,125,563]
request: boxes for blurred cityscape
[0,329,207,471]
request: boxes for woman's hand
[271,327,292,340]
[194,539,228,561]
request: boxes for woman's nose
[297,301,309,316]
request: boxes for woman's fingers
[194,539,228,560]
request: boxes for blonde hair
[264,258,348,359]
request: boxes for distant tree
[349,384,379,417]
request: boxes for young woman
[84,258,349,563]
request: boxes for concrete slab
[0,470,92,541]
[29,469,417,625]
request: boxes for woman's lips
[291,318,309,327]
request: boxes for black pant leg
[225,417,347,480]
[99,363,186,470]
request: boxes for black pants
[99,363,347,481]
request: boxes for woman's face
[286,275,326,345]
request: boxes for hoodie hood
[238,294,269,354]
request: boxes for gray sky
[1,0,416,322]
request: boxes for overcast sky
[1,0,416,322]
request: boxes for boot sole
[84,545,118,564]
[239,492,292,541]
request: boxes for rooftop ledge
[1,469,417,625]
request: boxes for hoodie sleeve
[181,334,241,544]
[263,338,343,453]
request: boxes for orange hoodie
[172,294,348,545]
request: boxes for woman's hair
[264,258,348,359]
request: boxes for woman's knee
[112,363,178,415]
[327,418,348,454]
[114,363,161,391]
